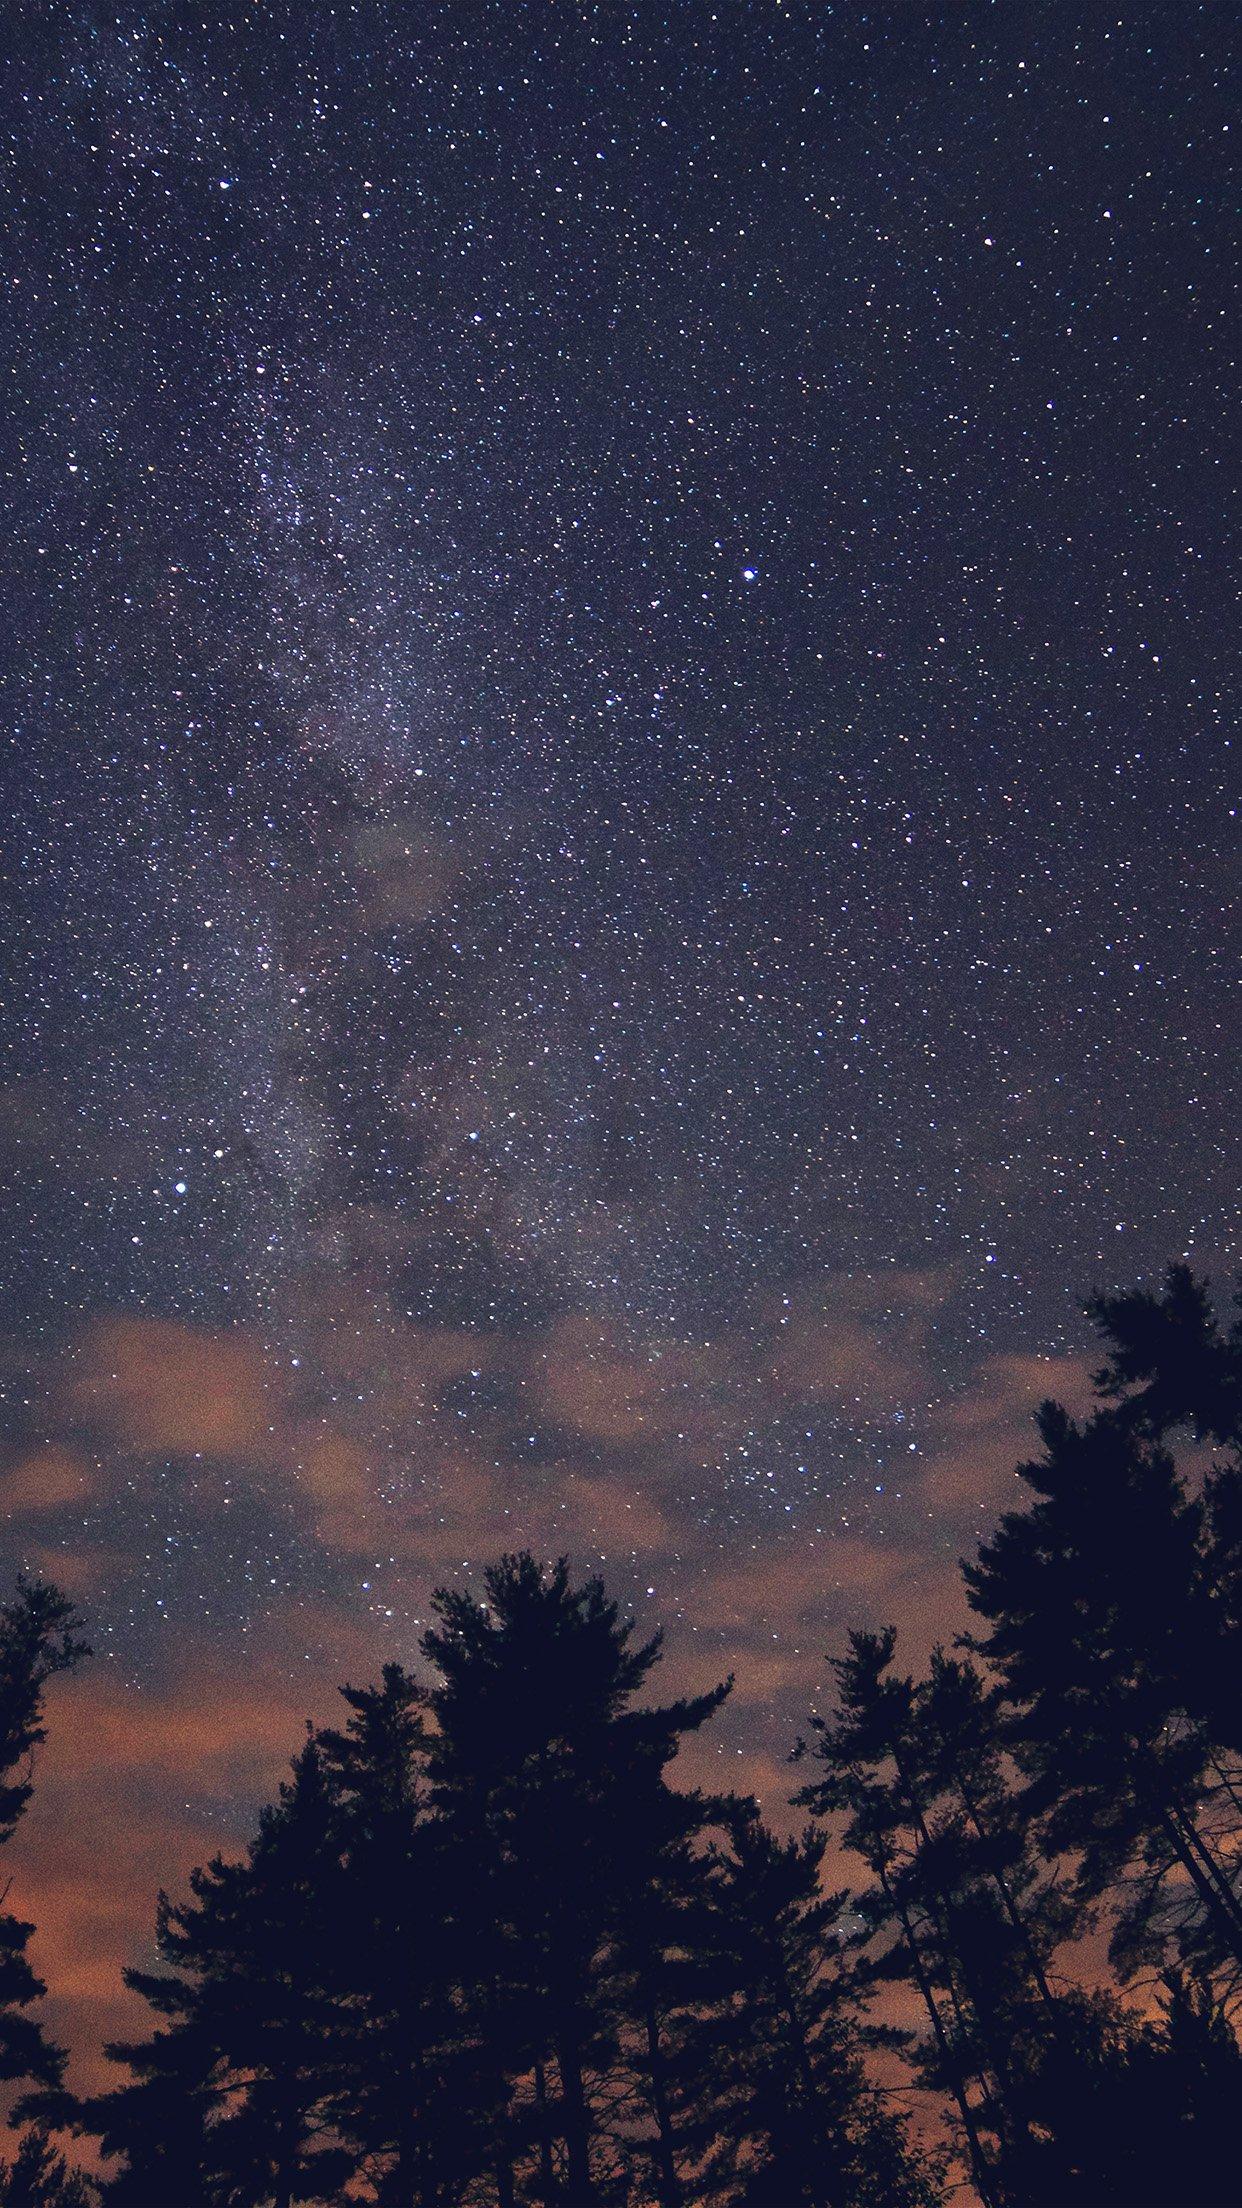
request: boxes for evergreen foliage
[0,2129,93,2208]
[8,1264,1238,2204]
[0,1579,87,2206]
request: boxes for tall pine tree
[964,1401,1242,1990]
[687,1799,936,2208]
[91,1739,350,2207]
[796,1628,1007,2208]
[315,1663,488,2208]
[0,1578,87,2153]
[0,2129,93,2208]
[421,1553,730,2208]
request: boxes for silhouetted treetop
[422,1551,730,1777]
[1088,1261,1242,1444]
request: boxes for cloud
[757,1269,947,1417]
[22,1273,1092,1628]
[915,1349,1094,1521]
[70,1317,287,1461]
[13,1653,329,2099]
[1,1444,93,1516]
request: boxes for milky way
[0,3,1236,2064]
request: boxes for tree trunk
[271,2097,299,2208]
[951,1764,1064,2030]
[534,2057,558,2205]
[877,1854,1002,2208]
[1159,1796,1242,1958]
[555,2036,596,2208]
[773,1969,842,2208]
[643,2004,683,2208]
[891,1747,1014,2172]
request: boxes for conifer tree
[82,1558,945,2205]
[0,2130,93,2208]
[796,1628,1006,2208]
[913,1653,1158,2206]
[315,1663,487,2208]
[963,1401,1242,1987]
[1000,1968,1242,2207]
[800,1606,1241,2205]
[421,1553,730,2208]
[61,1265,1242,2205]
[916,1650,1071,2021]
[1088,1262,1242,1447]
[605,1761,721,2208]
[687,1800,936,2208]
[0,1579,87,2129]
[1135,1969,1242,2187]
[1090,1263,1242,1754]
[93,1739,350,2207]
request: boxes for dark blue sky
[0,0,1236,2084]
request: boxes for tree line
[0,1265,1238,2206]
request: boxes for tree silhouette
[793,1623,1196,2205]
[796,1626,1009,2206]
[93,1738,350,2206]
[0,2129,93,2208]
[602,1747,723,2208]
[0,1577,87,2178]
[421,1553,731,2208]
[964,1399,1242,1990]
[791,1267,1242,2200]
[85,1555,746,2207]
[1090,1262,1242,1756]
[315,1663,487,2208]
[687,1800,935,2208]
[1089,1261,1242,1447]
[63,1328,1239,2208]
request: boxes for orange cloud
[916,1349,1094,1519]
[1,1444,92,1515]
[537,1317,661,1445]
[757,1268,948,1414]
[71,1317,285,1460]
[13,1653,331,2104]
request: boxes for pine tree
[1137,1970,1241,2192]
[799,1599,1242,2206]
[963,1401,1242,1989]
[687,1800,936,2208]
[1088,1261,1242,1447]
[315,1663,488,2208]
[421,1553,730,2208]
[92,1738,351,2207]
[0,2131,94,2208]
[1005,1970,1242,2207]
[1090,1263,1242,1755]
[917,1651,1071,2019]
[0,1579,87,2128]
[913,1653,1150,2206]
[796,1628,1008,2208]
[944,1269,1242,2196]
[592,1760,711,2208]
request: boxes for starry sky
[1,0,1237,2089]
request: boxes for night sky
[1,0,1237,2086]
